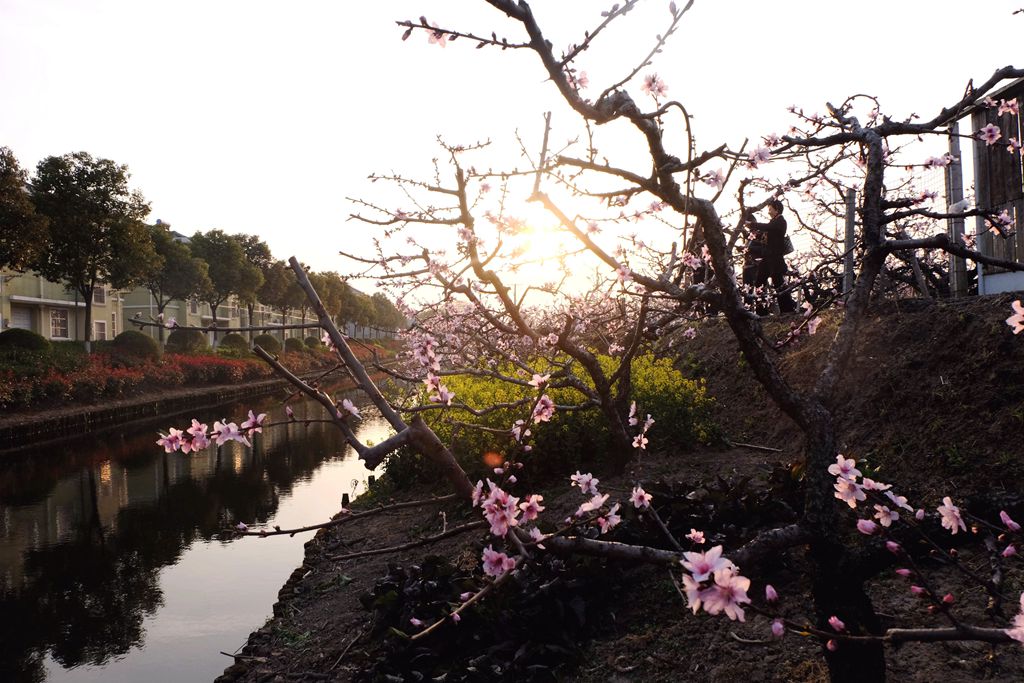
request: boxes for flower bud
[765,584,779,603]
[915,509,925,521]
[771,619,785,638]
[826,639,838,652]
[910,585,925,596]
[895,568,912,577]
[942,593,954,604]
[856,519,879,535]
[885,541,901,554]
[1000,510,1021,532]
[1003,544,1017,558]
[828,616,846,632]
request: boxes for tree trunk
[156,299,167,343]
[804,416,887,682]
[209,300,220,347]
[82,284,94,353]
[597,392,635,472]
[407,417,475,500]
[812,541,887,682]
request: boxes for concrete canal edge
[0,374,350,455]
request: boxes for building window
[50,309,69,339]
[94,320,107,341]
[190,298,199,315]
[111,312,117,337]
[93,287,106,305]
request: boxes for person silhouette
[745,199,797,314]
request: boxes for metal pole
[945,122,967,297]
[844,188,856,296]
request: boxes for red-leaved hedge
[0,349,341,411]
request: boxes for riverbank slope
[220,295,1024,682]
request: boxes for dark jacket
[749,215,787,257]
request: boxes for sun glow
[493,197,598,295]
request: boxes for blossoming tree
[157,2,1024,681]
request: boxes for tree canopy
[0,146,48,271]
[189,229,263,329]
[29,151,158,348]
[144,222,212,329]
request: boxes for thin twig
[328,520,486,561]
[726,439,784,453]
[235,494,459,538]
[328,629,365,672]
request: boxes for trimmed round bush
[304,335,321,348]
[112,330,161,361]
[219,332,249,350]
[166,328,209,354]
[0,328,50,352]
[284,337,306,353]
[253,334,281,354]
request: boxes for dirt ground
[216,294,1024,682]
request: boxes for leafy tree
[235,234,274,339]
[371,292,405,336]
[144,222,212,341]
[189,229,262,343]
[256,259,303,339]
[0,147,48,270]
[30,152,157,351]
[346,288,375,337]
[316,271,344,319]
[301,272,330,326]
[234,234,274,271]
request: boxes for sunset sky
[2,0,1021,288]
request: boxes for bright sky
[2,0,1021,289]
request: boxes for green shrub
[219,332,249,350]
[284,337,306,353]
[48,342,88,371]
[166,328,209,354]
[0,328,50,352]
[253,334,281,353]
[112,330,161,361]
[304,335,321,348]
[389,352,717,485]
[0,337,88,378]
[217,346,252,359]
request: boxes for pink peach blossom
[481,546,516,578]
[681,545,734,582]
[937,496,966,535]
[630,486,653,509]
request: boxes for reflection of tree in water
[0,413,344,681]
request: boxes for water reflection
[0,393,390,682]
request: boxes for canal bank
[0,373,356,455]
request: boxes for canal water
[0,392,391,682]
